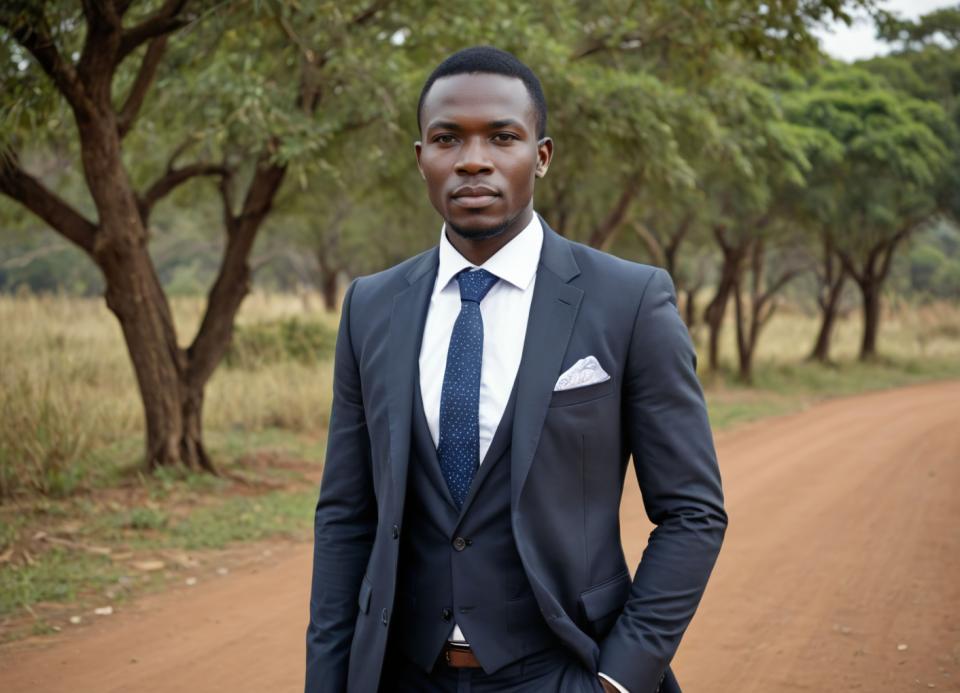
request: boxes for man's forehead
[422,73,534,125]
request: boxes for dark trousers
[379,643,605,693]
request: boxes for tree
[785,66,954,360]
[0,0,410,470]
[691,70,814,377]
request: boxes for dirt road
[2,380,958,692]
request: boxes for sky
[814,0,955,61]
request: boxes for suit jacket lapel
[510,222,583,512]
[388,248,438,504]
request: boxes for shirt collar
[435,213,543,294]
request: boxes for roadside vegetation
[1,292,958,643]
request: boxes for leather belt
[442,642,482,668]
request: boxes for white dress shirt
[416,214,629,693]
[418,214,541,470]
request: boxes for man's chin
[446,215,513,242]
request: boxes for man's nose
[455,138,493,175]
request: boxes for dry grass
[702,298,960,365]
[0,291,337,497]
[1,289,959,498]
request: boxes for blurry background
[0,1,958,691]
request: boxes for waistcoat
[391,377,558,673]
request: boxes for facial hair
[446,209,523,242]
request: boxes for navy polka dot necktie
[438,268,500,509]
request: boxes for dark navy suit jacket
[305,220,727,693]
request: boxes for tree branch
[587,176,642,249]
[0,154,98,255]
[186,143,287,390]
[117,35,170,137]
[878,217,928,281]
[349,0,392,27]
[759,267,802,307]
[119,0,191,60]
[632,220,666,266]
[1,12,92,114]
[138,160,230,222]
[0,242,68,270]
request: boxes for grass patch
[0,429,323,643]
[0,548,124,619]
[164,490,316,550]
[703,354,960,430]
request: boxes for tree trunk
[180,387,212,470]
[838,220,922,363]
[859,279,881,361]
[100,242,204,470]
[684,285,700,330]
[810,275,845,363]
[321,271,338,312]
[732,275,754,382]
[703,226,745,371]
[72,105,210,470]
[731,238,800,382]
[704,271,734,371]
[810,295,840,363]
[809,237,846,363]
[732,238,761,383]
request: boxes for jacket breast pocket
[577,570,631,639]
[548,377,615,408]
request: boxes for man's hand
[598,677,619,693]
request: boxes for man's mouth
[451,185,500,209]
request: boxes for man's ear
[535,137,554,179]
[414,141,426,180]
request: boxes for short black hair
[417,46,548,139]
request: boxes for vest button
[380,608,389,626]
[441,607,452,622]
[392,524,400,539]
[452,536,467,551]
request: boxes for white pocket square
[553,355,611,391]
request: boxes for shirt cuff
[599,671,631,693]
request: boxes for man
[305,46,726,693]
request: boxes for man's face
[416,73,552,240]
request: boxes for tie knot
[456,268,499,304]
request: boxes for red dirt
[2,380,958,692]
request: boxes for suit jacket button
[441,608,452,622]
[392,524,400,539]
[452,536,467,551]
[380,608,389,626]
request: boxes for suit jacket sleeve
[305,278,378,693]
[597,268,728,692]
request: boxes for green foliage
[782,62,954,250]
[876,5,960,49]
[225,317,337,369]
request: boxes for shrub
[224,318,336,370]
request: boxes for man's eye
[434,134,457,144]
[493,133,517,143]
